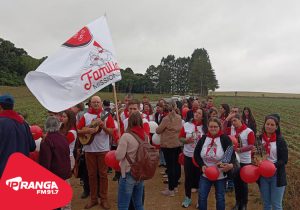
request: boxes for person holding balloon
[179,108,208,208]
[115,112,146,210]
[258,114,288,210]
[230,114,255,210]
[194,117,236,210]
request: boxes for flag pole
[112,82,121,138]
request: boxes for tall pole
[112,83,121,138]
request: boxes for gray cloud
[1,0,300,93]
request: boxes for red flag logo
[63,26,92,47]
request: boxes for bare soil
[70,166,263,210]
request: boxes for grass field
[1,86,300,209]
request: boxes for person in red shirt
[77,96,115,209]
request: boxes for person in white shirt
[179,108,208,208]
[194,117,235,210]
[77,96,115,209]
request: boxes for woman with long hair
[242,107,257,135]
[142,102,154,121]
[156,101,182,197]
[115,112,146,210]
[230,114,255,210]
[258,114,288,210]
[219,104,230,123]
[179,108,208,208]
[194,117,235,210]
[219,104,231,134]
[208,107,219,119]
[60,110,77,171]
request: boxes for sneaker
[181,196,192,208]
[191,188,197,193]
[164,187,178,193]
[161,189,175,197]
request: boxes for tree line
[0,38,46,86]
[0,38,219,96]
[114,48,219,96]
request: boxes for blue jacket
[0,110,36,177]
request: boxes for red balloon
[204,166,220,181]
[240,165,260,183]
[192,157,199,168]
[182,107,190,119]
[229,135,238,150]
[105,151,120,171]
[30,125,43,140]
[178,153,184,165]
[258,160,276,178]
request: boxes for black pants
[161,147,181,190]
[184,155,200,198]
[233,163,250,206]
[78,153,90,194]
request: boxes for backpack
[125,132,159,181]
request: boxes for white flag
[25,16,121,112]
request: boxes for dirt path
[70,166,263,210]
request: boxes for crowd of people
[0,93,288,210]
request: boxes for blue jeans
[159,149,166,165]
[118,172,144,210]
[199,176,225,210]
[259,174,285,210]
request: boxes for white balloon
[235,152,240,163]
[152,133,161,145]
[35,137,42,152]
[149,121,158,134]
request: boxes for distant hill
[210,91,300,98]
[0,38,46,86]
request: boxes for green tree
[189,48,219,96]
[175,57,190,94]
[144,65,159,93]
[0,38,45,86]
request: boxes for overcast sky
[1,0,300,93]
